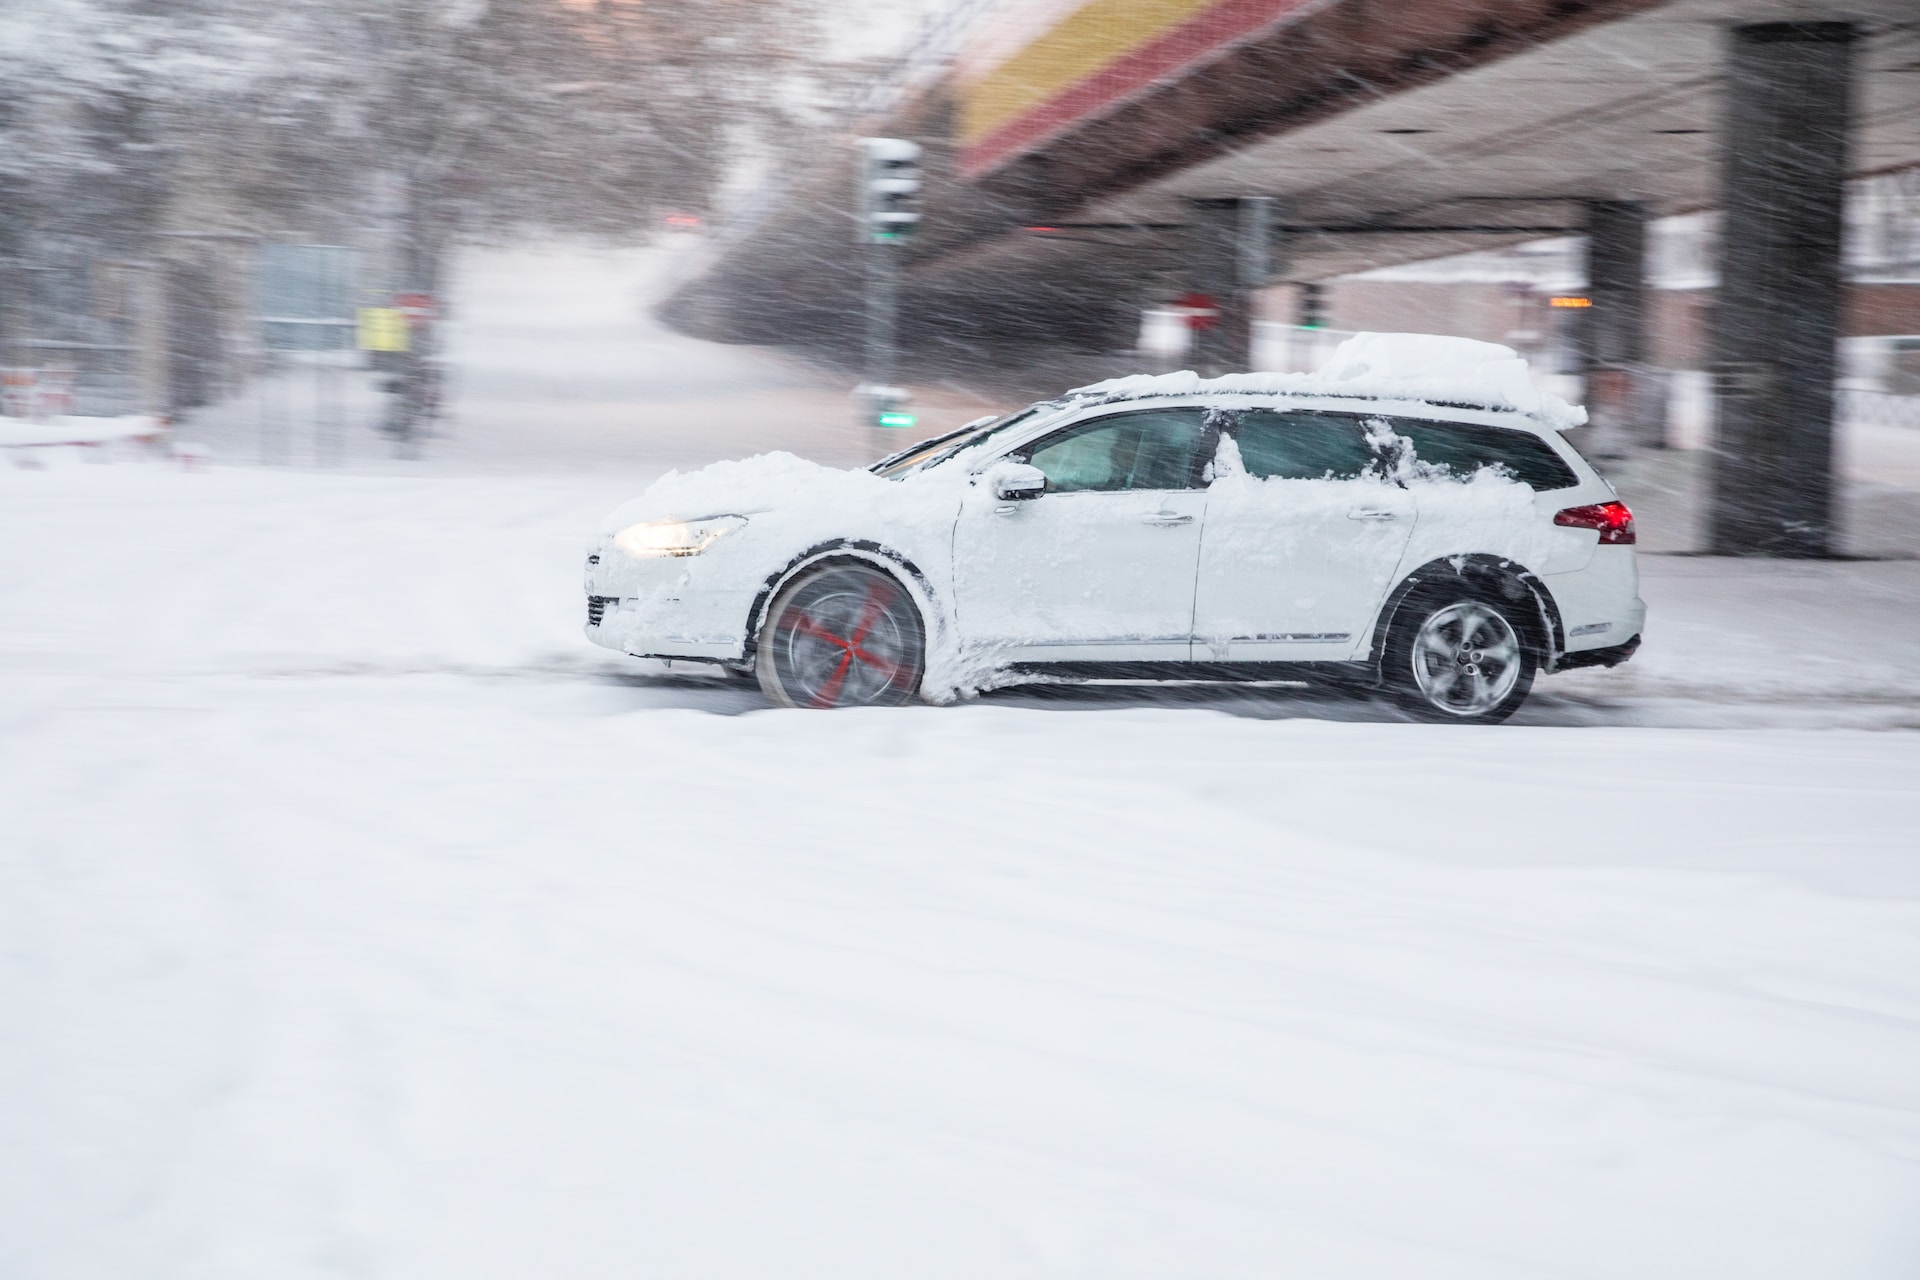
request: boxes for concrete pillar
[1185,197,1273,374]
[1578,200,1653,457]
[1707,22,1856,557]
[1584,201,1648,369]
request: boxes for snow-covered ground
[4,248,1919,1279]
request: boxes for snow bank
[1075,332,1587,428]
[0,414,166,448]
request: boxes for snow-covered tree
[0,0,820,415]
[1,0,820,281]
[230,0,823,293]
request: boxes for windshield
[869,405,1051,478]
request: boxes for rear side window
[1391,418,1579,491]
[1229,410,1375,480]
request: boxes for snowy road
[176,246,1006,475]
[4,460,1919,1280]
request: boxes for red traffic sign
[394,293,438,327]
[1171,291,1220,331]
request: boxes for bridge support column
[1185,197,1273,374]
[1579,200,1655,457]
[1707,21,1856,557]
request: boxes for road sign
[258,244,357,351]
[393,293,438,328]
[1171,291,1220,331]
[357,308,409,352]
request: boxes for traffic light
[1300,281,1327,330]
[858,138,922,244]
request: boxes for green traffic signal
[877,411,917,428]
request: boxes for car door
[951,406,1212,661]
[1191,408,1416,662]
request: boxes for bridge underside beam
[662,0,1917,421]
[965,0,1666,218]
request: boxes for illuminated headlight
[613,514,746,559]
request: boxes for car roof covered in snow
[1067,333,1587,430]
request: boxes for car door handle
[1347,508,1399,521]
[1140,512,1194,526]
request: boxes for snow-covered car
[585,334,1645,723]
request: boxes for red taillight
[1554,500,1636,545]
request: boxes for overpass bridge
[666,0,1920,555]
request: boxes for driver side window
[1021,408,1209,493]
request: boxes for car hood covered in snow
[599,451,918,533]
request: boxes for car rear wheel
[1386,595,1535,724]
[756,563,925,709]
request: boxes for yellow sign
[357,307,410,351]
[1549,296,1594,309]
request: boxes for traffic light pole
[855,137,920,431]
[863,233,898,416]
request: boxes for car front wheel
[756,562,926,709]
[1386,594,1536,724]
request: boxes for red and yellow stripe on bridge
[958,0,1321,181]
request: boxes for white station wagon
[585,334,1645,723]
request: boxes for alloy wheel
[1409,600,1523,718]
[761,565,922,708]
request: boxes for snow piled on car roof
[1073,332,1587,429]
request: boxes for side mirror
[990,462,1048,502]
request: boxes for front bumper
[583,545,755,660]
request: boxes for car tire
[756,562,926,709]
[1384,590,1537,724]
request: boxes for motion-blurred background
[4,0,1917,544]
